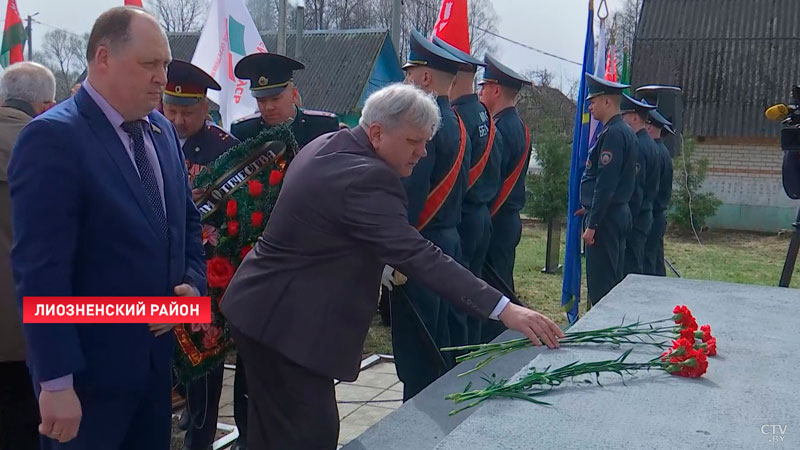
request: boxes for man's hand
[498,303,564,349]
[39,388,82,443]
[574,207,587,217]
[148,284,198,336]
[192,188,205,202]
[582,228,596,246]
[381,266,395,292]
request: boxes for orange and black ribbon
[467,110,496,189]
[416,114,468,231]
[490,122,531,217]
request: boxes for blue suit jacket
[8,87,206,393]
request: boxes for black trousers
[0,361,39,450]
[182,363,224,450]
[624,213,652,276]
[230,327,339,450]
[644,209,667,276]
[233,354,248,447]
[586,203,632,305]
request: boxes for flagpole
[278,0,287,54]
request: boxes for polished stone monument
[344,275,799,449]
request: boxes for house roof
[168,28,396,115]
[631,0,800,138]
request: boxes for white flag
[191,0,267,130]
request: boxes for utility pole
[26,13,38,61]
[278,0,287,55]
[391,0,401,59]
[295,5,304,60]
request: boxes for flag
[620,47,631,94]
[605,44,617,82]
[561,0,596,325]
[124,0,143,6]
[192,0,267,130]
[432,0,469,53]
[1,0,25,68]
[588,16,608,145]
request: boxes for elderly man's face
[104,14,171,120]
[256,86,298,126]
[369,121,430,177]
[163,100,208,139]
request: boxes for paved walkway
[208,360,402,448]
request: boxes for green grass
[363,223,799,355]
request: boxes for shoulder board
[231,112,262,125]
[302,109,338,119]
[204,122,237,142]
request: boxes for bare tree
[305,0,329,29]
[152,0,209,33]
[40,30,88,100]
[467,0,497,59]
[610,0,642,58]
[249,0,278,31]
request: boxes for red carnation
[268,169,284,186]
[226,199,238,218]
[228,221,239,236]
[672,305,698,331]
[679,328,696,343]
[248,180,264,197]
[251,212,264,227]
[705,337,717,356]
[700,324,713,342]
[241,244,253,259]
[207,256,235,289]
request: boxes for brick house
[631,0,798,231]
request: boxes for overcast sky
[11,0,623,94]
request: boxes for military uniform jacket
[490,106,530,215]
[580,114,638,228]
[183,121,240,178]
[403,96,471,231]
[230,107,339,149]
[631,128,661,231]
[220,126,502,381]
[452,94,501,211]
[653,138,673,213]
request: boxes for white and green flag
[192,0,267,130]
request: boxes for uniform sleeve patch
[600,150,613,165]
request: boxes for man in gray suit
[221,83,563,450]
[0,61,56,450]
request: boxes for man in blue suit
[8,6,205,449]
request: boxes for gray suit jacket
[0,104,32,362]
[221,126,502,381]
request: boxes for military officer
[620,93,659,276]
[478,55,532,343]
[432,36,503,346]
[232,53,339,148]
[644,109,675,276]
[386,29,471,400]
[578,74,638,306]
[162,59,241,450]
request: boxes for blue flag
[561,1,595,324]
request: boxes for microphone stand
[779,205,800,288]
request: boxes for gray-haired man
[0,61,56,450]
[220,83,563,449]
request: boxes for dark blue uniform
[645,137,673,276]
[392,95,471,400]
[452,95,502,345]
[580,114,638,305]
[624,128,660,275]
[485,106,530,291]
[230,107,339,149]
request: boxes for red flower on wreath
[207,256,235,288]
[226,199,238,218]
[241,244,253,259]
[228,221,239,237]
[190,322,211,333]
[268,169,284,186]
[248,180,263,197]
[251,212,264,227]
[202,326,222,350]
